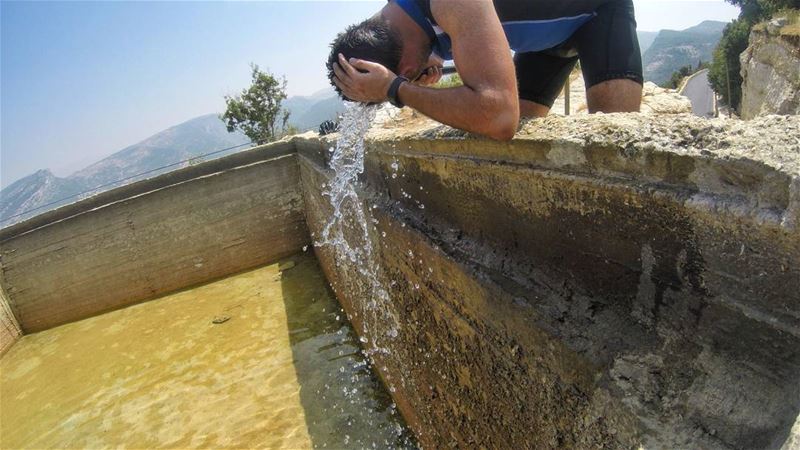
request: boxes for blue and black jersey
[396,0,616,59]
[394,0,643,108]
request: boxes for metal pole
[725,59,732,112]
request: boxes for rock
[553,77,691,115]
[212,315,230,324]
[639,82,693,114]
[740,14,800,119]
[278,260,296,271]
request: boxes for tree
[664,65,693,89]
[708,19,751,110]
[221,64,290,145]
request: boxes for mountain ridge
[643,20,727,85]
[1,91,344,227]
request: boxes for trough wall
[0,142,309,333]
[297,113,800,450]
[0,284,21,356]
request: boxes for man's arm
[399,0,518,140]
[333,0,518,141]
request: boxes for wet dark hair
[326,16,403,100]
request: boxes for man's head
[327,16,402,100]
[327,12,432,100]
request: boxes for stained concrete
[0,284,21,356]
[297,112,800,449]
[0,144,309,333]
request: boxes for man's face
[398,42,431,81]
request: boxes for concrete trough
[1,112,798,449]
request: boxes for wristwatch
[387,76,408,108]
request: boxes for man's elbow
[480,93,518,141]
[484,109,518,141]
[486,120,517,141]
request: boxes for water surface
[0,252,414,449]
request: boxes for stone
[551,77,691,115]
[279,260,296,271]
[639,81,693,114]
[740,14,800,119]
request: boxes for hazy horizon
[1,0,740,188]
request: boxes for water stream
[316,104,401,354]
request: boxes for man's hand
[414,66,442,86]
[332,53,396,103]
[414,53,444,86]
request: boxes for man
[328,0,643,141]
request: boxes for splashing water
[316,103,401,350]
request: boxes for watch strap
[387,76,408,108]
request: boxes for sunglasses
[413,65,457,82]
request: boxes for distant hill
[637,31,659,55]
[1,88,346,228]
[642,20,727,85]
[285,87,345,131]
[1,114,249,227]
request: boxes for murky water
[0,252,414,449]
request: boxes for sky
[1,0,740,188]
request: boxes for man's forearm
[397,82,518,141]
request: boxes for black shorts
[514,0,643,108]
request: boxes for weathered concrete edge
[0,140,295,242]
[299,114,800,232]
[0,282,22,356]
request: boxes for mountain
[1,114,249,227]
[1,89,345,228]
[0,170,87,223]
[642,20,727,85]
[285,87,345,131]
[72,114,250,188]
[637,31,659,55]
